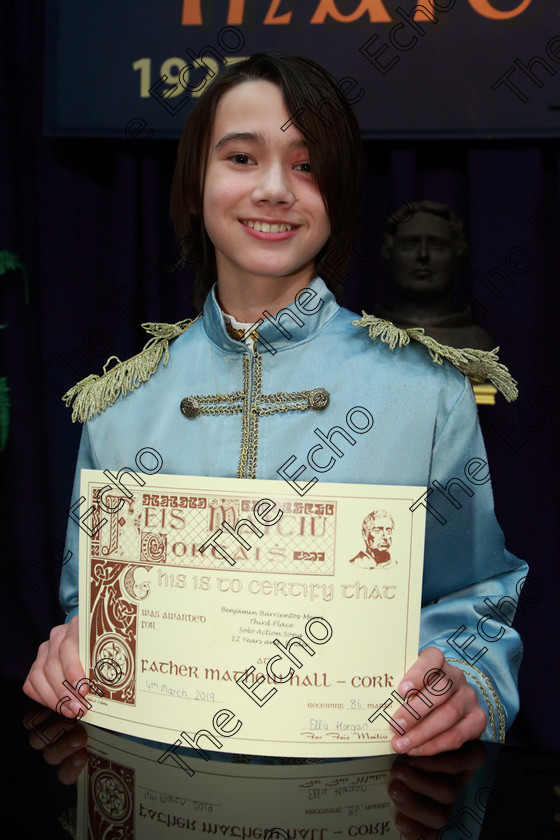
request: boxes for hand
[24,707,88,785]
[23,615,86,718]
[390,647,487,756]
[388,741,486,838]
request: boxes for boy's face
[202,80,331,290]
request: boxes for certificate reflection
[23,712,495,840]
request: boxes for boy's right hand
[23,615,86,717]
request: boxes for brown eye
[229,154,255,165]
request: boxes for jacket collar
[201,276,340,354]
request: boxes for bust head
[377,201,495,351]
[362,509,394,562]
[382,201,467,303]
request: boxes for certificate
[78,472,426,758]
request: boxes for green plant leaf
[0,250,29,303]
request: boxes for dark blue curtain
[1,1,558,750]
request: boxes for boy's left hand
[391,647,487,756]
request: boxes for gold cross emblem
[180,353,329,478]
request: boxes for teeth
[243,220,295,233]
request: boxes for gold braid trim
[447,658,506,743]
[62,316,199,423]
[351,314,518,403]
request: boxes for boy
[24,52,526,757]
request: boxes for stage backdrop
[1,0,559,754]
[45,0,559,138]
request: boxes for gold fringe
[141,318,195,340]
[351,313,518,403]
[63,317,198,423]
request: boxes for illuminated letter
[69,496,107,538]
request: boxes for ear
[381,239,392,260]
[454,243,469,259]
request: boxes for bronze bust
[377,201,495,351]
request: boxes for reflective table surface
[5,679,560,839]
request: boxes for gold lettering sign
[181,0,534,26]
[467,0,533,19]
[310,0,391,24]
[264,0,293,24]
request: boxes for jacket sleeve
[417,375,528,743]
[59,423,100,621]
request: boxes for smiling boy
[24,52,527,758]
[203,80,331,320]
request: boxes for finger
[57,749,88,785]
[44,648,82,717]
[22,669,48,706]
[390,762,471,805]
[398,647,448,695]
[25,708,80,751]
[30,621,84,717]
[392,690,471,754]
[402,685,485,755]
[24,638,68,714]
[389,780,447,835]
[394,811,440,840]
[394,649,456,736]
[42,725,88,766]
[403,740,486,774]
[406,708,487,757]
[58,616,86,691]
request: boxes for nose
[417,235,429,262]
[252,161,295,206]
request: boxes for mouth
[241,219,299,233]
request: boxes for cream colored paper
[76,724,400,840]
[78,472,425,758]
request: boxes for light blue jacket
[60,277,527,743]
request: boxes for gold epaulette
[351,313,518,403]
[62,316,199,423]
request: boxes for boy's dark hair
[170,51,363,309]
